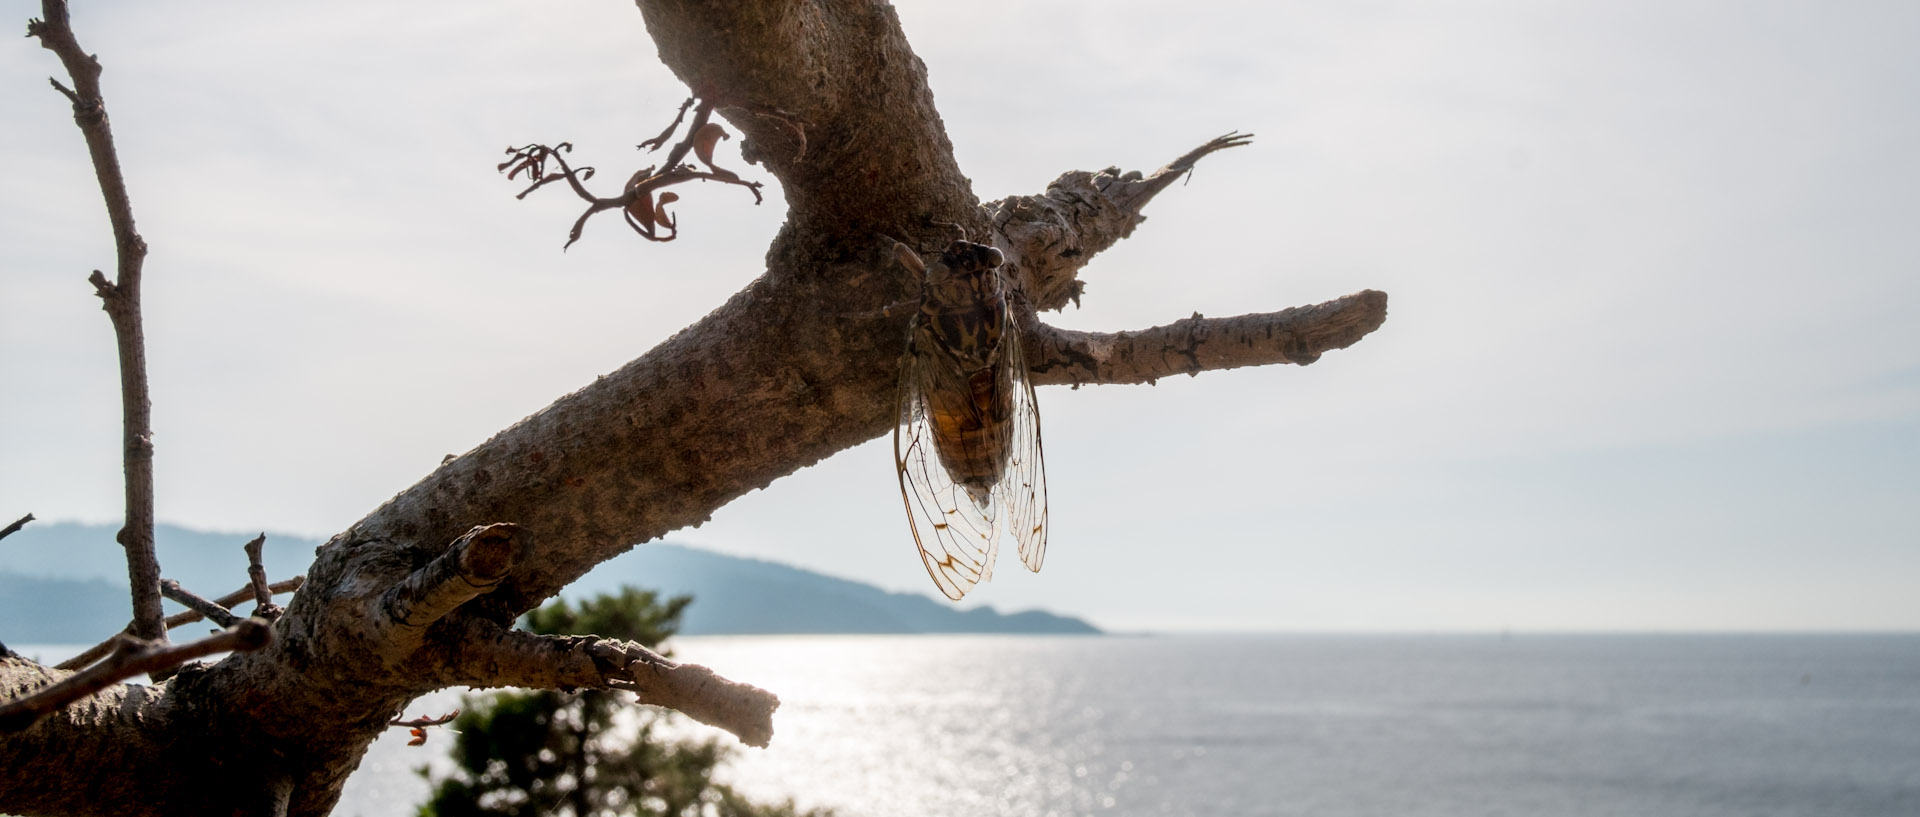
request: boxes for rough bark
[0,1,1388,815]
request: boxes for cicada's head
[938,240,1004,279]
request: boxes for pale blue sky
[3,1,1915,631]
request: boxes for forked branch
[0,620,271,735]
[57,577,303,670]
[501,97,763,248]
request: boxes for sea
[16,634,1920,816]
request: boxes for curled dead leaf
[653,191,680,228]
[693,122,729,168]
[626,188,656,231]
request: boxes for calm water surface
[27,635,1918,816]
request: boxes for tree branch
[56,577,303,671]
[1025,290,1390,386]
[448,623,778,748]
[0,620,270,735]
[242,533,284,620]
[28,0,165,645]
[988,132,1254,312]
[0,513,31,542]
[377,524,529,651]
[5,4,1389,812]
[159,579,240,629]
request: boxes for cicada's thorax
[913,241,1017,495]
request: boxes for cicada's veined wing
[895,342,1002,600]
[996,309,1048,573]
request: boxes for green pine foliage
[417,587,828,817]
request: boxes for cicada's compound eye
[984,246,1004,268]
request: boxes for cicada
[892,238,1048,600]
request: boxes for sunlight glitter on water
[32,633,1920,817]
[663,634,1128,817]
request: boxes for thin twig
[0,513,32,542]
[504,98,763,249]
[158,579,239,628]
[389,709,460,728]
[29,0,166,646]
[637,96,695,152]
[657,98,716,171]
[56,577,303,671]
[390,709,461,747]
[0,620,271,734]
[241,533,283,619]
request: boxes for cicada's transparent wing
[997,311,1049,573]
[895,342,1001,600]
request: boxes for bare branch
[378,524,529,649]
[657,97,717,171]
[242,533,283,620]
[56,577,302,671]
[637,95,695,152]
[1024,291,1388,387]
[451,623,778,748]
[0,620,270,735]
[158,579,239,628]
[987,132,1254,312]
[29,0,166,645]
[0,514,31,542]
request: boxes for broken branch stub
[379,523,530,650]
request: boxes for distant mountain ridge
[0,523,1098,643]
[573,544,1099,635]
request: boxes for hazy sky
[3,1,1915,631]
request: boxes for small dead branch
[57,577,303,671]
[389,709,460,747]
[1024,291,1389,387]
[451,623,778,748]
[0,514,31,542]
[158,579,239,628]
[29,0,166,646]
[502,97,763,249]
[379,524,529,651]
[637,96,695,152]
[242,534,283,620]
[0,619,271,735]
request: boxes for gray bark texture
[0,1,1387,815]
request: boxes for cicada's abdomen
[925,366,1016,504]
